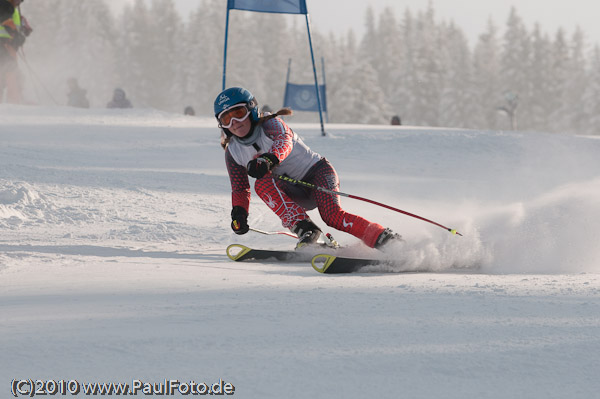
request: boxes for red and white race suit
[225,117,386,247]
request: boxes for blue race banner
[227,0,307,14]
[284,83,327,112]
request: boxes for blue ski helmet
[214,87,259,123]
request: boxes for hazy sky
[105,0,600,46]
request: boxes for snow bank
[1,105,599,399]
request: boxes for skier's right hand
[231,206,249,235]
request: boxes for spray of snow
[477,178,600,273]
[343,177,600,275]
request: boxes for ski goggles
[218,104,250,129]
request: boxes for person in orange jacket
[0,0,32,103]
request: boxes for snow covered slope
[1,105,599,398]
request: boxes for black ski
[226,244,306,262]
[311,254,432,274]
[311,253,385,273]
[226,243,342,263]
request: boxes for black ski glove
[231,206,249,235]
[247,153,279,179]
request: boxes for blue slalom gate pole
[305,14,326,136]
[282,58,292,108]
[222,7,231,90]
[321,56,329,123]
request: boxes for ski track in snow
[1,105,599,398]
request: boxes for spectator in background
[261,104,272,114]
[0,0,32,103]
[107,87,132,109]
[391,115,401,126]
[66,78,89,108]
[184,105,195,116]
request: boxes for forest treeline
[21,0,600,133]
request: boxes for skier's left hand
[247,153,279,179]
[231,206,249,235]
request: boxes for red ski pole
[274,174,462,236]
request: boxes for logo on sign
[293,89,317,110]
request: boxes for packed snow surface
[1,105,599,398]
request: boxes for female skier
[215,87,400,249]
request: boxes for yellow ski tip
[311,253,337,273]
[226,244,252,261]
